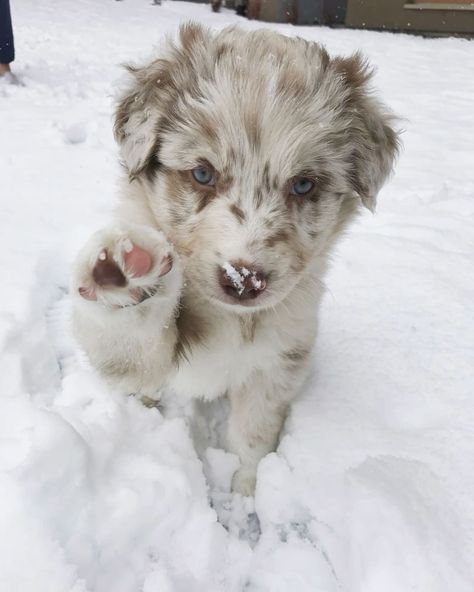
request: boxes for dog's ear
[113,60,173,179]
[114,24,211,180]
[332,53,400,212]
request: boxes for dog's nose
[219,261,267,300]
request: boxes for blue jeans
[0,0,15,64]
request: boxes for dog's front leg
[71,224,182,398]
[228,360,309,496]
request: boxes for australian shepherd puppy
[72,24,398,494]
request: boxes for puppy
[71,24,398,495]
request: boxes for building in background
[345,0,474,36]
[242,0,474,36]
[245,0,346,25]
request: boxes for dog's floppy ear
[332,53,400,212]
[114,23,212,180]
[113,60,174,179]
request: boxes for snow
[222,263,264,294]
[1,1,474,590]
[223,261,246,295]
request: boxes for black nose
[219,261,267,301]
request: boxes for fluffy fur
[71,24,399,494]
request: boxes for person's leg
[0,0,15,76]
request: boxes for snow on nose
[220,261,267,300]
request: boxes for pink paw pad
[124,244,153,278]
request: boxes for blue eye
[290,177,314,196]
[192,166,215,186]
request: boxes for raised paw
[73,226,180,308]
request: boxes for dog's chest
[168,310,282,400]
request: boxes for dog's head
[115,24,398,312]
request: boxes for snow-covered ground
[1,1,473,590]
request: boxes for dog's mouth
[213,288,271,308]
[209,291,273,313]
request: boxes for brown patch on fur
[174,304,207,363]
[240,315,258,343]
[264,229,290,248]
[164,170,194,223]
[179,23,207,54]
[230,203,246,224]
[276,66,307,97]
[141,137,161,182]
[254,188,264,209]
[332,52,374,88]
[114,92,136,144]
[347,152,367,197]
[168,203,185,227]
[319,46,330,73]
[244,108,261,148]
[217,173,234,194]
[346,117,399,202]
[227,146,237,163]
[262,162,271,193]
[332,53,373,89]
[178,167,218,214]
[195,111,219,147]
[195,189,217,214]
[159,114,178,138]
[314,170,333,196]
[216,41,231,61]
[282,346,310,368]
